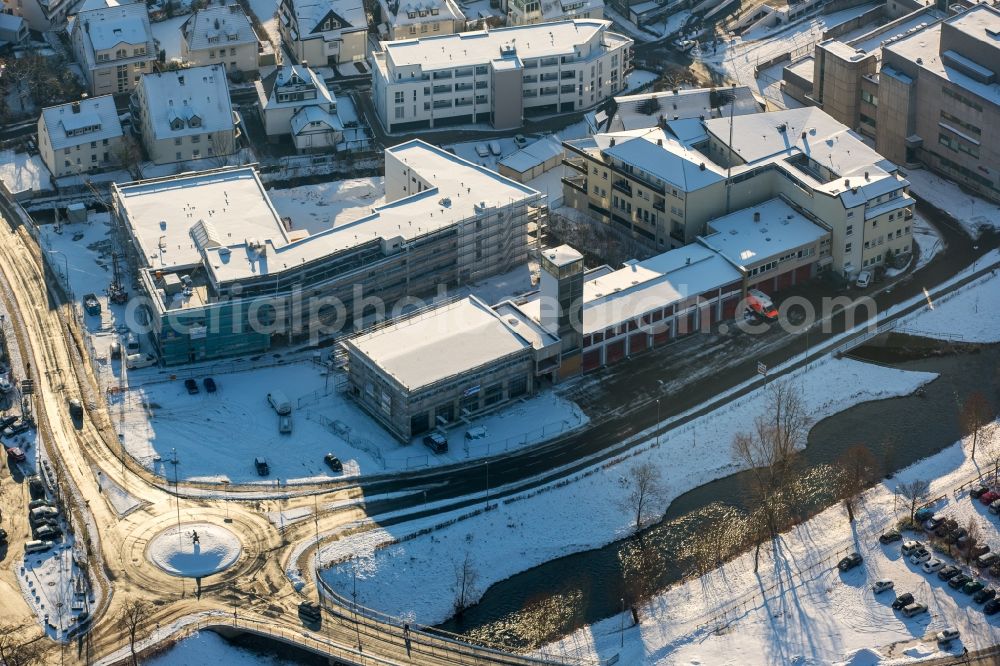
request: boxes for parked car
[855,270,872,288]
[974,588,997,604]
[3,419,32,438]
[922,559,946,574]
[474,143,490,158]
[872,580,894,594]
[28,476,45,500]
[902,602,928,617]
[978,552,1000,568]
[28,499,53,510]
[923,516,945,531]
[68,398,83,420]
[423,432,448,454]
[985,599,1000,615]
[879,530,902,544]
[946,528,968,544]
[936,519,958,538]
[298,601,321,622]
[254,457,269,476]
[203,377,217,393]
[267,391,292,415]
[964,579,986,594]
[82,293,101,316]
[323,453,343,472]
[891,593,915,610]
[488,141,502,156]
[125,353,156,369]
[184,379,199,395]
[34,524,60,540]
[0,415,17,430]
[949,573,973,589]
[936,628,960,644]
[838,553,863,571]
[915,507,937,522]
[980,490,1000,505]
[6,447,25,463]
[910,549,932,565]
[901,540,924,556]
[970,544,991,558]
[0,528,7,544]
[971,485,989,499]
[513,134,528,149]
[990,498,1000,514]
[938,565,962,580]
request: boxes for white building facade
[506,0,603,26]
[68,1,155,96]
[371,19,632,133]
[180,4,260,75]
[277,0,367,66]
[37,95,125,178]
[255,63,343,151]
[376,0,466,40]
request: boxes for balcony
[612,179,632,196]
[653,200,665,212]
[562,158,587,173]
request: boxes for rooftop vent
[609,138,616,147]
[753,211,760,222]
[776,123,787,132]
[71,101,81,114]
[699,163,706,171]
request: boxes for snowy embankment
[897,267,1000,343]
[904,167,1000,238]
[319,357,936,626]
[542,426,1000,666]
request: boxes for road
[0,181,995,666]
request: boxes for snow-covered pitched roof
[258,63,335,108]
[499,136,564,174]
[285,0,366,37]
[69,1,154,71]
[539,0,603,21]
[602,127,725,192]
[138,65,234,140]
[0,13,26,33]
[601,85,761,133]
[41,95,124,150]
[290,105,344,135]
[379,0,465,26]
[347,295,534,391]
[182,4,258,52]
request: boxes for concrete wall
[491,64,524,130]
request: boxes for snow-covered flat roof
[381,19,619,70]
[700,198,829,269]
[182,5,258,52]
[41,96,124,150]
[602,127,726,192]
[348,296,533,391]
[609,85,760,132]
[139,65,235,140]
[115,167,286,271]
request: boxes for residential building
[506,0,603,26]
[586,85,762,134]
[563,106,914,278]
[375,0,466,40]
[180,4,260,76]
[876,4,1000,202]
[112,140,546,365]
[68,0,155,96]
[0,13,29,47]
[7,0,78,31]
[371,19,633,133]
[277,0,367,66]
[37,95,124,178]
[255,63,345,151]
[130,65,238,165]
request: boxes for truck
[82,293,101,316]
[745,288,778,321]
[267,391,292,415]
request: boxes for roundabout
[146,522,243,578]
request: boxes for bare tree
[620,536,664,624]
[731,380,811,572]
[119,598,153,666]
[960,391,996,461]
[0,623,43,666]
[836,444,879,523]
[897,479,931,525]
[112,136,145,180]
[961,517,982,566]
[621,460,669,532]
[452,552,479,618]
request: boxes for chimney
[656,138,662,146]
[845,179,850,188]
[699,163,706,171]
[753,211,760,222]
[864,171,870,180]
[71,101,81,114]
[178,75,185,85]
[609,138,615,147]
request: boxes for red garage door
[606,340,626,364]
[652,325,670,346]
[753,279,775,295]
[776,269,794,291]
[629,332,648,355]
[722,295,740,319]
[795,264,813,285]
[582,349,602,372]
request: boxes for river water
[438,344,1000,649]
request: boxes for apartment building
[563,106,914,278]
[255,63,345,151]
[181,4,260,75]
[0,13,29,46]
[68,0,155,95]
[506,0,603,27]
[8,0,78,30]
[37,95,124,178]
[587,85,761,134]
[371,19,632,133]
[112,140,546,365]
[130,65,238,165]
[876,5,1000,202]
[277,0,367,65]
[376,0,466,40]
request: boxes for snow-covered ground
[897,269,1000,343]
[267,178,385,235]
[245,0,281,45]
[624,69,659,93]
[147,523,243,577]
[151,16,187,63]
[319,356,936,625]
[147,630,308,666]
[543,425,1000,665]
[17,540,95,640]
[0,150,53,196]
[904,167,1000,238]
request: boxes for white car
[474,144,490,158]
[125,353,156,369]
[856,270,872,288]
[922,559,945,573]
[488,140,502,156]
[872,580,894,594]
[910,550,932,565]
[901,540,923,555]
[513,134,528,149]
[936,628,960,643]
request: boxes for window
[942,86,983,113]
[230,48,236,56]
[940,110,980,136]
[938,132,980,159]
[860,90,877,106]
[845,242,852,253]
[176,152,182,160]
[395,106,404,119]
[102,138,109,146]
[394,91,404,104]
[174,138,182,145]
[846,224,853,236]
[191,135,200,143]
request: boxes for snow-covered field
[267,178,385,235]
[898,269,1000,343]
[319,356,936,625]
[0,150,53,196]
[904,168,1000,238]
[151,16,187,63]
[147,630,308,666]
[543,426,1000,665]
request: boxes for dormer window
[322,19,331,30]
[116,48,126,58]
[189,115,202,128]
[407,11,416,18]
[170,118,185,130]
[431,7,438,14]
[208,35,220,43]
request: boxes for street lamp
[620,597,625,648]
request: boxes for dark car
[323,453,343,472]
[184,378,199,395]
[949,573,973,589]
[423,432,448,454]
[28,476,45,500]
[6,446,25,463]
[981,490,1000,505]
[915,507,936,522]
[946,528,968,544]
[203,377,217,393]
[0,528,7,544]
[0,415,18,430]
[891,592,915,610]
[964,580,986,595]
[985,599,1000,615]
[34,524,61,541]
[68,398,83,420]
[936,519,959,538]
[28,499,53,510]
[971,485,989,499]
[880,530,902,544]
[974,588,997,604]
[298,601,321,624]
[938,565,962,581]
[970,544,991,558]
[838,553,863,571]
[3,420,32,438]
[923,515,945,531]
[254,457,269,476]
